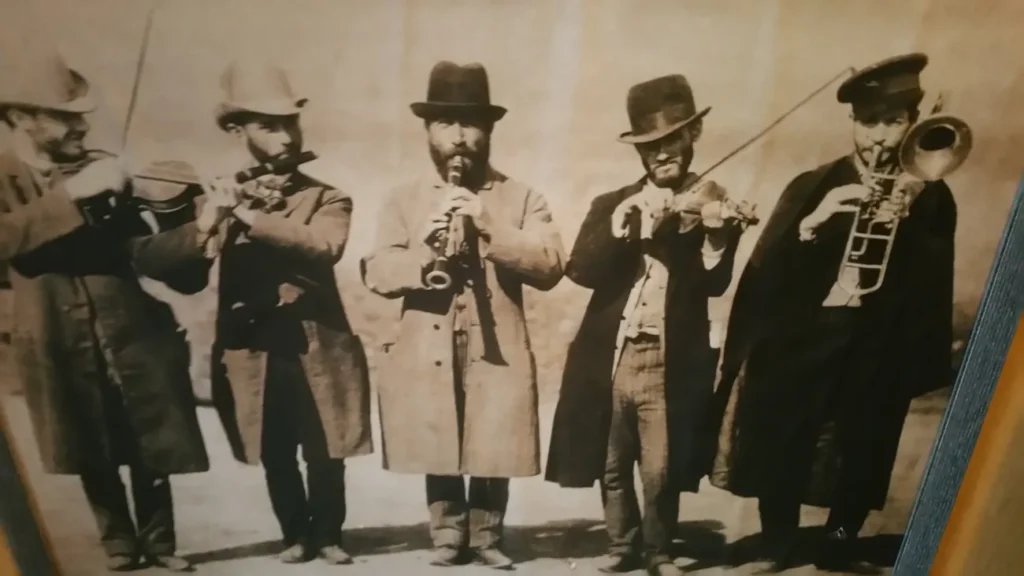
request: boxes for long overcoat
[150,171,373,465]
[360,167,566,478]
[0,150,209,475]
[545,178,742,492]
[707,154,956,510]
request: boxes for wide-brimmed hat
[837,52,928,113]
[618,74,710,144]
[214,59,307,130]
[0,52,96,115]
[410,61,507,122]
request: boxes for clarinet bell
[425,257,453,290]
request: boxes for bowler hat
[410,61,507,122]
[618,74,710,144]
[837,53,928,111]
[0,52,95,115]
[214,59,307,130]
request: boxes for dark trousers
[426,329,510,550]
[757,308,872,551]
[601,334,677,563]
[261,354,346,549]
[80,384,175,558]
[81,461,175,557]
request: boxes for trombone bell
[898,114,973,182]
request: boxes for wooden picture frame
[896,176,1024,574]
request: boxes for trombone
[837,93,972,296]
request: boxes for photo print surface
[1,0,1022,574]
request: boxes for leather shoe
[475,547,515,570]
[598,552,642,573]
[106,554,137,572]
[150,554,193,572]
[814,526,857,570]
[646,559,683,576]
[318,544,353,565]
[278,542,309,564]
[430,545,462,566]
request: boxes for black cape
[706,154,955,510]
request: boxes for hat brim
[410,102,507,122]
[617,106,711,144]
[216,97,308,129]
[0,70,97,115]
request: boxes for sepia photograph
[1,0,1023,574]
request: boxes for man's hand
[448,188,493,233]
[611,184,672,239]
[197,177,242,234]
[610,194,641,239]
[421,200,454,247]
[64,157,130,200]
[798,183,873,241]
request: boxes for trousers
[80,383,175,558]
[601,334,677,563]
[757,308,872,550]
[425,329,510,550]
[261,354,346,549]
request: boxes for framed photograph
[1,1,1022,574]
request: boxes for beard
[644,151,693,190]
[247,139,300,166]
[43,133,87,164]
[429,140,489,186]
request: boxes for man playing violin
[546,74,746,576]
[0,53,208,571]
[361,61,566,570]
[708,53,957,572]
[136,59,373,566]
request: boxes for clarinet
[424,157,467,290]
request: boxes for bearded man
[361,61,566,570]
[122,59,374,566]
[708,53,957,572]
[545,74,746,576]
[0,53,208,572]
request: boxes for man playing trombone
[361,61,566,570]
[133,59,374,566]
[546,74,746,576]
[708,53,960,572]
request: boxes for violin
[75,150,319,233]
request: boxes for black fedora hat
[618,74,710,144]
[410,61,507,122]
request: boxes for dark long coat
[360,168,566,477]
[545,178,742,492]
[148,171,374,465]
[0,149,209,475]
[707,154,956,510]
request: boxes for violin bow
[121,0,158,153]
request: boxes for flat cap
[837,53,928,109]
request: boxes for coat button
[435,360,442,367]
[433,324,440,330]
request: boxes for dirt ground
[1,389,946,576]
